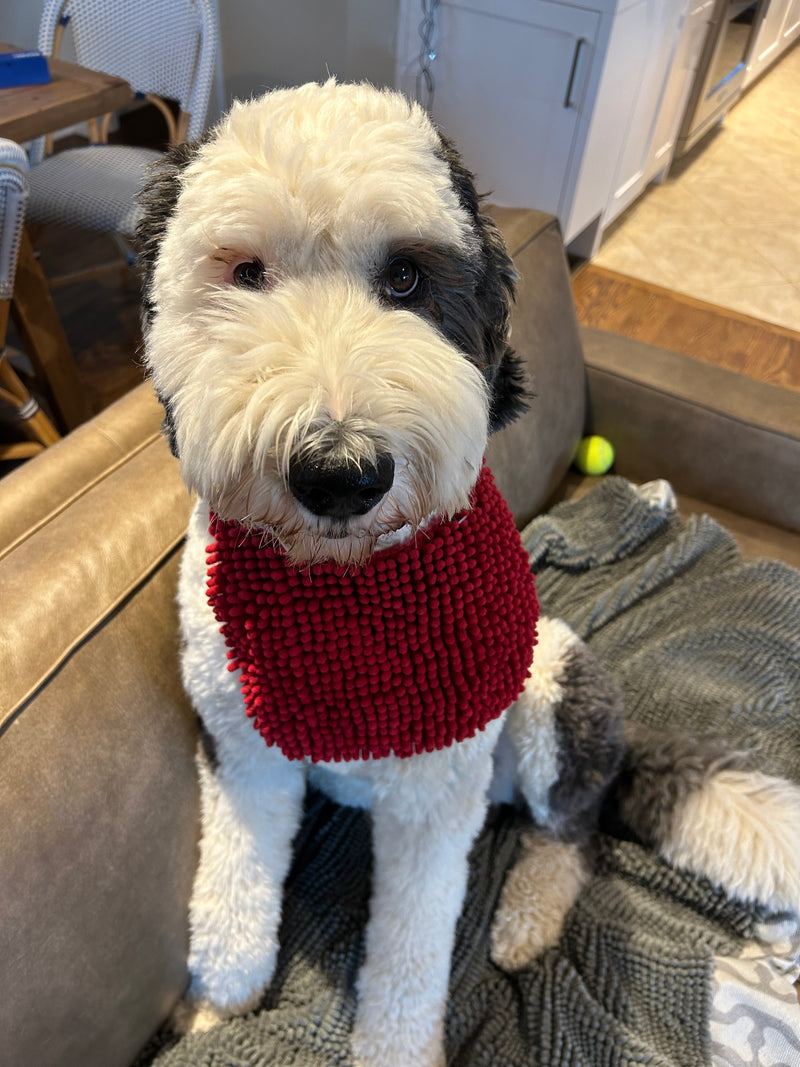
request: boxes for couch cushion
[485,207,585,526]
[581,326,800,534]
[2,430,188,715]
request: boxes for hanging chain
[416,0,440,112]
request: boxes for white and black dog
[137,82,800,1067]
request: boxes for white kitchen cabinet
[395,0,602,237]
[599,0,690,229]
[646,1,713,180]
[746,0,800,85]
[395,0,688,256]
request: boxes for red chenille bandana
[207,465,538,763]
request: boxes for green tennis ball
[574,435,615,475]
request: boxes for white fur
[145,81,488,569]
[350,718,501,1067]
[488,619,586,971]
[663,769,800,914]
[501,616,579,822]
[490,833,589,970]
[634,478,677,513]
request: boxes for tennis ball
[574,435,615,476]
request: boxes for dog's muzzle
[288,452,395,520]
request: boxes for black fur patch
[136,137,208,327]
[197,714,219,772]
[547,643,626,842]
[376,241,493,356]
[435,133,530,432]
[155,387,180,458]
[136,138,209,457]
[610,724,753,848]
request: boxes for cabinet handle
[564,37,589,109]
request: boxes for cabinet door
[648,0,713,176]
[395,0,600,219]
[746,0,792,85]
[783,0,800,39]
[602,0,688,227]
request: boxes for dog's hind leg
[490,830,589,970]
[350,722,501,1067]
[491,617,625,969]
[175,503,307,1028]
[616,725,800,917]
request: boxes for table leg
[9,229,91,432]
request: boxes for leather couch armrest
[0,383,165,557]
[0,385,197,1067]
[581,326,800,533]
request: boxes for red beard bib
[207,465,539,763]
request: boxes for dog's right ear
[136,139,206,458]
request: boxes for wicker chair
[26,0,218,239]
[0,139,61,460]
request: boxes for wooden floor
[572,263,800,393]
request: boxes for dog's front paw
[170,999,227,1035]
[187,910,278,1017]
[170,987,264,1036]
[351,1019,445,1067]
[351,964,447,1067]
[491,832,588,971]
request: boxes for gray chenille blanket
[136,478,800,1067]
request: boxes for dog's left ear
[437,134,530,432]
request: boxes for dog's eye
[230,259,266,290]
[384,256,419,298]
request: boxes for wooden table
[0,43,132,143]
[0,43,134,431]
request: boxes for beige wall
[0,0,400,124]
[0,3,41,50]
[218,0,399,106]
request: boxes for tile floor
[593,43,800,332]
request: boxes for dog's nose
[288,452,395,519]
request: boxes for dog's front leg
[351,725,500,1067]
[184,731,306,1025]
[177,502,307,1027]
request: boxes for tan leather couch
[1,208,798,1067]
